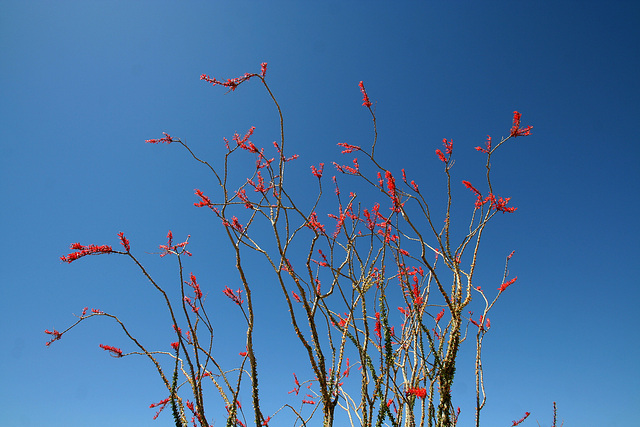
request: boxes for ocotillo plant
[48,63,533,427]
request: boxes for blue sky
[2,1,639,426]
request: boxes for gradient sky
[2,1,639,426]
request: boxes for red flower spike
[406,388,427,399]
[435,308,445,324]
[475,135,492,154]
[288,373,301,395]
[230,216,243,232]
[44,329,63,346]
[310,163,324,178]
[186,273,203,299]
[200,63,265,92]
[194,189,213,208]
[117,232,130,252]
[385,170,402,212]
[488,194,517,213]
[170,342,179,350]
[150,397,171,420]
[159,231,191,257]
[442,138,453,155]
[512,412,531,426]
[462,180,482,198]
[337,142,362,154]
[510,111,533,137]
[358,81,372,108]
[374,312,382,340]
[292,291,302,303]
[499,276,518,292]
[305,212,326,235]
[145,132,173,144]
[222,286,244,305]
[61,242,113,263]
[435,149,447,163]
[99,343,123,358]
[507,250,515,260]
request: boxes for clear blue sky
[2,1,639,426]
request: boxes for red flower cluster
[99,343,123,357]
[117,232,130,252]
[310,163,324,178]
[337,142,362,153]
[406,387,427,399]
[149,397,171,420]
[510,111,533,137]
[60,242,113,263]
[436,138,453,163]
[222,286,244,305]
[475,135,492,154]
[512,411,531,426]
[462,181,517,213]
[386,170,402,212]
[305,212,326,235]
[158,230,191,257]
[145,132,173,144]
[499,276,518,292]
[200,62,267,92]
[44,329,62,346]
[359,81,372,107]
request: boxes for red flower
[337,142,362,153]
[442,138,453,155]
[149,397,171,420]
[159,231,192,257]
[475,135,492,154]
[310,163,324,178]
[385,170,402,212]
[435,308,445,324]
[201,63,265,92]
[292,291,302,303]
[99,343,123,358]
[510,111,533,137]
[406,387,427,399]
[44,329,63,346]
[170,342,179,350]
[462,180,482,197]
[488,194,517,213]
[186,273,203,299]
[145,132,172,144]
[60,242,113,263]
[288,373,301,395]
[117,232,130,252]
[305,212,326,235]
[499,276,518,292]
[222,286,244,305]
[358,81,372,107]
[230,216,244,232]
[194,189,213,208]
[512,412,531,426]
